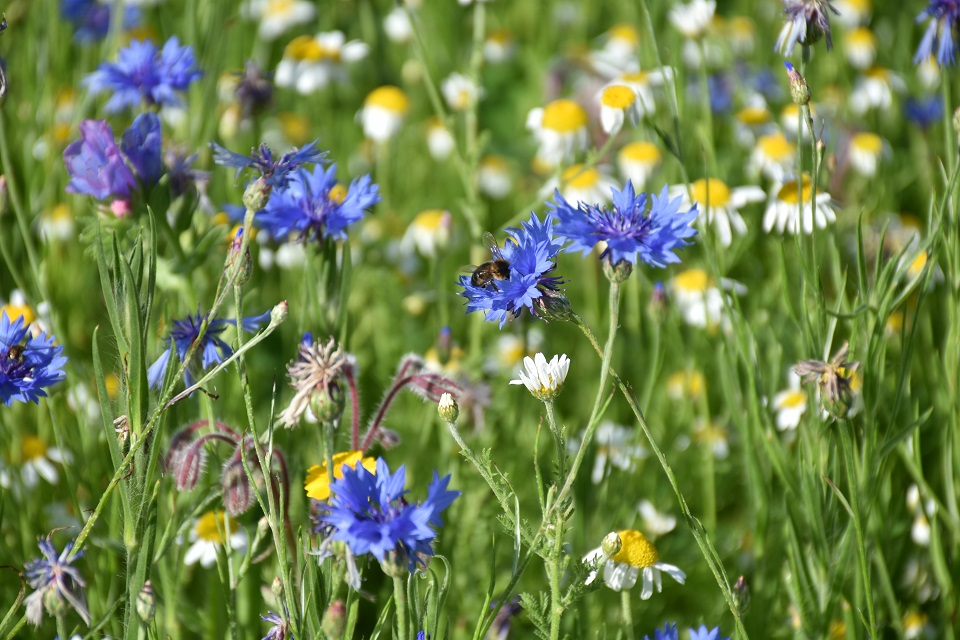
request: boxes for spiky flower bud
[438,393,459,423]
[734,575,751,616]
[221,458,253,516]
[270,300,289,325]
[226,227,253,286]
[136,581,156,624]
[321,599,347,638]
[242,176,271,212]
[784,62,810,106]
[534,289,575,323]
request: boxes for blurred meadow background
[0,0,958,638]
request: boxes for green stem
[393,575,409,640]
[547,538,564,640]
[620,590,635,640]
[543,399,566,483]
[838,426,878,637]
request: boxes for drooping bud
[784,61,810,106]
[242,176,271,212]
[221,457,253,516]
[321,599,347,638]
[438,393,459,424]
[136,581,156,624]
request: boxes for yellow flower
[304,451,377,500]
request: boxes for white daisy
[15,435,71,488]
[748,131,796,182]
[39,204,76,242]
[668,0,716,39]
[843,27,876,70]
[543,164,618,207]
[832,0,871,28]
[509,353,570,400]
[358,86,410,143]
[617,141,662,189]
[779,103,817,140]
[441,73,483,112]
[402,209,451,258]
[383,6,413,44]
[274,32,369,94]
[637,500,677,537]
[847,132,884,177]
[184,511,248,568]
[526,99,589,168]
[734,100,775,147]
[425,118,455,160]
[483,29,516,64]
[763,175,836,235]
[720,15,756,56]
[478,155,513,199]
[615,68,672,117]
[588,24,641,78]
[694,419,729,459]
[671,178,765,247]
[850,67,905,115]
[771,371,807,431]
[583,529,686,599]
[598,84,641,135]
[917,55,940,90]
[669,268,746,330]
[241,0,316,41]
[568,421,648,484]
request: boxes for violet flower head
[643,623,679,640]
[23,536,91,627]
[261,611,291,640]
[549,181,698,268]
[776,0,839,56]
[320,458,460,572]
[258,164,380,242]
[1,311,68,406]
[915,0,960,66]
[61,0,139,43]
[689,626,730,640]
[84,37,203,112]
[210,139,327,189]
[147,309,270,389]
[63,112,163,200]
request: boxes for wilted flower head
[509,353,569,400]
[210,139,327,189]
[1,310,67,406]
[915,1,960,66]
[233,60,274,119]
[794,341,861,418]
[776,0,839,55]
[84,37,203,112]
[280,335,353,427]
[23,535,90,627]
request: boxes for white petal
[184,540,209,566]
[604,560,639,591]
[639,567,654,599]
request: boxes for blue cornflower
[147,309,270,389]
[1,311,67,406]
[550,181,698,268]
[23,536,90,627]
[261,611,291,640]
[643,623,678,640]
[458,213,566,328]
[84,37,202,113]
[63,112,162,200]
[210,139,327,189]
[165,149,209,199]
[776,0,838,55]
[689,626,730,640]
[905,95,945,129]
[321,458,460,572]
[915,1,960,66]
[61,0,139,43]
[258,164,380,242]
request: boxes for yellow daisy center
[865,66,889,81]
[195,511,239,544]
[365,86,410,114]
[487,29,512,44]
[413,209,448,231]
[673,268,710,293]
[562,164,600,188]
[828,621,846,640]
[778,390,806,410]
[851,132,882,155]
[278,112,311,145]
[619,141,661,164]
[909,251,928,278]
[285,35,340,62]
[541,99,588,132]
[304,451,377,500]
[844,0,871,10]
[757,133,794,161]
[481,155,509,172]
[690,178,731,208]
[611,529,659,568]
[1,303,35,325]
[328,184,348,204]
[902,611,927,631]
[50,203,72,222]
[736,106,770,125]
[885,311,903,334]
[21,435,48,462]
[601,85,636,110]
[607,24,639,45]
[620,71,649,85]
[499,340,526,368]
[776,175,814,205]
[265,0,298,17]
[845,27,876,48]
[727,16,754,38]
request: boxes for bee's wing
[483,231,507,261]
[460,264,479,274]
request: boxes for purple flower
[458,213,566,328]
[165,149,209,199]
[905,95,945,129]
[61,0,139,43]
[643,623,678,640]
[261,611,291,640]
[689,626,730,640]
[147,309,270,389]
[210,139,327,189]
[915,0,960,66]
[1,311,68,406]
[84,37,202,112]
[64,113,163,200]
[549,181,698,268]
[321,458,460,571]
[258,164,380,241]
[23,536,90,627]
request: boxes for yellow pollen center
[673,268,710,292]
[481,155,509,171]
[846,27,876,47]
[51,204,72,222]
[777,176,813,205]
[851,132,882,155]
[611,529,659,568]
[541,99,588,132]
[690,178,731,208]
[779,390,806,410]
[607,24,639,45]
[620,141,661,163]
[865,67,889,80]
[737,106,770,125]
[304,451,377,500]
[909,251,928,276]
[758,133,794,161]
[562,164,600,188]
[365,86,410,114]
[620,71,649,85]
[414,209,447,231]
[844,0,870,10]
[328,184,348,204]
[500,341,525,368]
[195,511,238,544]
[53,123,73,144]
[885,311,904,333]
[265,0,297,17]
[2,303,35,325]
[21,435,48,462]
[602,85,636,109]
[285,35,340,62]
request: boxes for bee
[465,232,511,290]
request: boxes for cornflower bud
[322,600,347,638]
[242,176,271,212]
[602,256,634,284]
[784,61,810,106]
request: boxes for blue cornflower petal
[120,112,163,187]
[643,623,678,640]
[210,139,328,189]
[61,0,140,43]
[63,120,136,200]
[914,1,960,66]
[0,312,67,406]
[689,625,729,640]
[23,536,90,626]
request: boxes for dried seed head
[279,337,352,428]
[794,341,861,419]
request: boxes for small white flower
[734,100,775,148]
[274,32,369,94]
[771,371,807,431]
[671,178,765,247]
[39,204,75,242]
[694,419,729,459]
[669,0,716,39]
[484,29,516,64]
[509,353,569,400]
[638,500,677,537]
[13,436,71,488]
[526,99,589,168]
[241,0,316,41]
[843,27,877,70]
[441,73,483,112]
[402,209,451,258]
[670,268,746,330]
[617,141,662,189]
[763,175,836,235]
[832,0,871,28]
[583,529,686,599]
[850,68,905,115]
[358,86,410,142]
[542,164,618,207]
[748,132,796,182]
[184,511,248,568]
[847,132,885,177]
[598,84,641,135]
[568,421,648,484]
[917,55,940,90]
[383,7,413,44]
[425,118,455,160]
[478,155,513,199]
